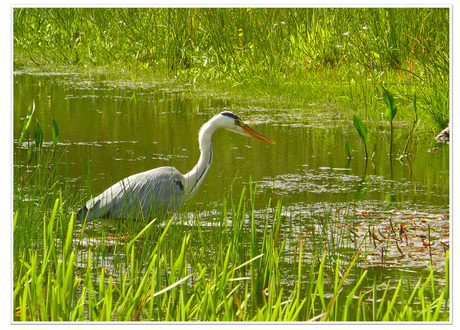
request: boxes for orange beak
[240,122,276,144]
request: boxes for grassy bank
[13,7,449,130]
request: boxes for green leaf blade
[34,122,43,149]
[27,144,35,163]
[353,115,369,144]
[51,119,59,148]
[345,140,352,158]
[18,100,36,148]
[382,86,397,122]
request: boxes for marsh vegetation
[13,8,450,321]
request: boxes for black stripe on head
[220,111,242,121]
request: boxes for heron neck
[184,122,216,198]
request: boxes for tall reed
[13,181,450,321]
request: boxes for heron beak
[240,122,276,144]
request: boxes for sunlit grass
[12,7,450,321]
[13,7,449,130]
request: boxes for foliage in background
[13,7,449,130]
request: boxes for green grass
[13,160,450,321]
[13,7,449,130]
[12,7,450,321]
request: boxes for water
[13,71,450,313]
[13,72,449,203]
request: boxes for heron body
[76,111,275,222]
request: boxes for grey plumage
[76,111,275,222]
[76,166,185,221]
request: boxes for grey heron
[76,111,275,222]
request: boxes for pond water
[13,72,449,207]
[13,71,450,309]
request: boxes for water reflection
[13,72,449,211]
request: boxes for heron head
[216,111,276,144]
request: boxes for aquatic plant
[345,140,352,159]
[13,149,450,322]
[12,8,450,320]
[402,94,419,157]
[51,119,60,159]
[17,100,60,165]
[17,100,35,149]
[382,86,397,156]
[353,115,369,159]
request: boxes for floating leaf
[51,119,59,148]
[18,100,36,148]
[34,122,43,149]
[382,86,397,122]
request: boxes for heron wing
[79,166,185,221]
